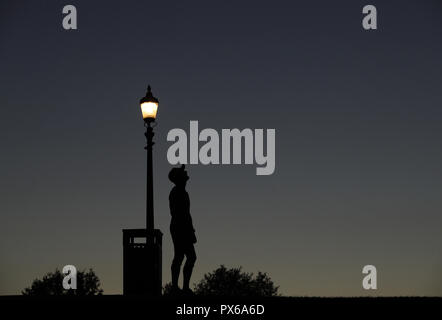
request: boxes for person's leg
[183,244,196,291]
[171,240,185,289]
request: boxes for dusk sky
[1,0,442,296]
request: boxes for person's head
[168,164,189,187]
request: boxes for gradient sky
[1,0,442,296]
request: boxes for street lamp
[140,85,159,123]
[122,85,162,296]
[139,85,159,241]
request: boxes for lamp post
[122,85,162,296]
[139,85,159,243]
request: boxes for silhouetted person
[168,165,197,295]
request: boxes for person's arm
[169,190,180,219]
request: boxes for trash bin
[123,228,162,296]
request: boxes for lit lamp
[140,85,159,123]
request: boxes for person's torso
[169,187,192,230]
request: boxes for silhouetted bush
[162,282,174,296]
[163,265,279,297]
[194,265,278,297]
[22,268,103,296]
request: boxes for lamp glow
[139,85,159,122]
[141,101,158,120]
